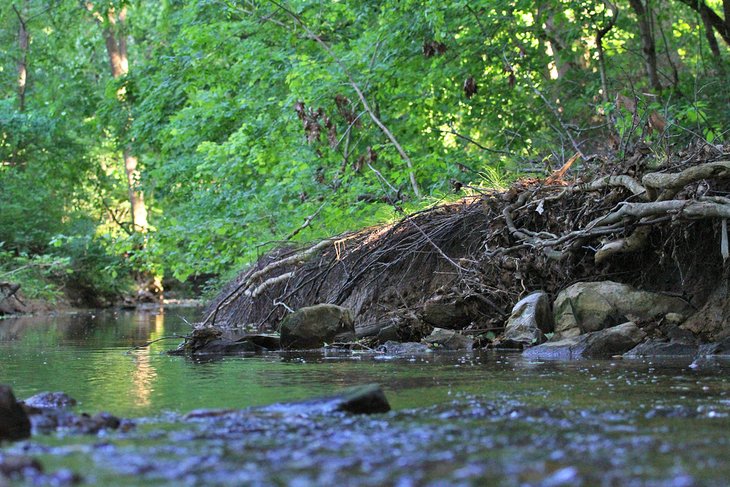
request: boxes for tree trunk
[596,1,619,103]
[629,0,662,91]
[88,3,148,232]
[701,7,723,62]
[674,0,730,46]
[13,3,29,112]
[124,149,148,231]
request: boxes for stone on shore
[280,304,356,350]
[553,281,690,338]
[421,296,472,329]
[524,322,646,360]
[423,328,474,350]
[500,291,553,347]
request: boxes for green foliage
[2,0,730,300]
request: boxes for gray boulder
[553,281,690,338]
[500,291,553,347]
[0,385,31,441]
[524,322,646,360]
[280,304,355,349]
[423,328,474,350]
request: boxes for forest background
[1,0,728,305]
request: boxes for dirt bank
[184,143,730,351]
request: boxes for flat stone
[191,338,259,355]
[263,384,391,415]
[377,341,432,355]
[624,339,698,358]
[524,322,646,360]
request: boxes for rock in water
[624,339,698,358]
[263,384,391,415]
[0,385,31,441]
[523,322,646,359]
[377,341,432,355]
[423,328,474,350]
[280,304,355,349]
[553,281,690,338]
[23,392,77,410]
[500,291,553,347]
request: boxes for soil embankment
[180,145,730,356]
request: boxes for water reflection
[1,308,730,419]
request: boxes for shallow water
[1,308,730,486]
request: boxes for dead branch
[570,175,648,199]
[643,160,730,195]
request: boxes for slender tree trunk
[701,7,723,62]
[124,149,148,231]
[13,3,29,112]
[88,3,148,232]
[629,0,662,91]
[675,0,730,46]
[596,1,619,103]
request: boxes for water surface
[1,309,729,485]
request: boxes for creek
[1,308,729,486]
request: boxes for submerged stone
[264,384,391,415]
[280,304,355,350]
[377,341,432,355]
[624,339,698,358]
[190,338,260,355]
[0,385,31,441]
[524,322,646,360]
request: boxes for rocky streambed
[3,350,730,486]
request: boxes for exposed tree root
[197,147,730,344]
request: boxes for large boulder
[523,322,646,360]
[0,385,31,441]
[280,304,355,349]
[553,281,690,338]
[423,328,474,350]
[500,291,553,347]
[421,296,472,329]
